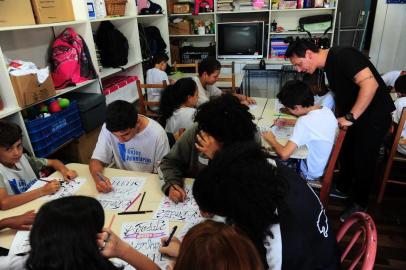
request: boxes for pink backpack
[50,28,96,89]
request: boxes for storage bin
[0,0,36,27]
[30,0,75,24]
[25,101,84,157]
[102,76,138,104]
[105,0,127,16]
[173,3,191,13]
[66,93,107,133]
[169,21,192,35]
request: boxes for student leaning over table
[89,100,170,193]
[0,196,160,270]
[191,142,341,270]
[158,94,260,203]
[0,121,77,210]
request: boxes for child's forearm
[0,189,44,210]
[47,159,69,174]
[118,244,160,270]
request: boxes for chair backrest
[320,126,348,206]
[217,61,236,92]
[136,80,167,116]
[387,107,406,160]
[173,61,199,74]
[336,212,378,270]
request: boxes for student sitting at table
[382,70,406,91]
[159,78,198,134]
[90,100,170,193]
[146,53,171,111]
[97,220,263,270]
[192,142,341,270]
[0,121,77,210]
[158,94,259,203]
[262,80,338,181]
[193,57,256,106]
[392,75,406,155]
[303,69,335,111]
[0,196,160,270]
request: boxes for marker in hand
[163,226,178,247]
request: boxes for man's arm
[262,132,298,160]
[338,67,378,126]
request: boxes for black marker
[163,226,178,247]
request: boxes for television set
[217,22,264,59]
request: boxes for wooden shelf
[270,7,336,12]
[216,8,270,14]
[169,34,215,37]
[137,14,167,18]
[270,30,333,35]
[99,60,142,78]
[0,20,87,32]
[90,15,137,22]
[0,106,21,118]
[168,12,214,17]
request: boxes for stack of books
[239,0,253,10]
[217,0,234,11]
[270,38,289,59]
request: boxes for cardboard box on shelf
[30,0,75,24]
[10,73,56,108]
[169,21,192,35]
[173,3,191,13]
[0,0,36,27]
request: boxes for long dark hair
[26,196,120,270]
[174,220,264,270]
[159,77,197,126]
[193,142,288,268]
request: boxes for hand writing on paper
[245,96,256,105]
[261,131,276,145]
[3,210,36,230]
[96,175,113,193]
[62,169,78,181]
[97,228,130,258]
[195,131,222,160]
[168,185,186,203]
[274,118,295,127]
[159,237,181,258]
[41,180,61,195]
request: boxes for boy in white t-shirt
[146,53,171,110]
[262,80,338,181]
[392,75,406,155]
[382,70,406,90]
[303,69,335,111]
[194,57,256,106]
[90,100,170,193]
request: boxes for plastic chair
[308,126,347,207]
[336,212,378,270]
[136,80,167,119]
[173,61,199,74]
[217,61,236,93]
[377,107,406,203]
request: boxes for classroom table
[0,163,191,250]
[168,72,244,90]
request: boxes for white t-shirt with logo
[314,91,335,111]
[146,68,169,109]
[289,106,338,180]
[392,97,406,155]
[192,76,222,106]
[382,70,402,87]
[165,107,196,133]
[92,118,170,173]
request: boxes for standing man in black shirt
[284,39,395,221]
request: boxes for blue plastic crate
[25,101,84,158]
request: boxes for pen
[163,226,178,247]
[38,178,65,183]
[117,210,153,215]
[96,172,106,182]
[124,192,142,211]
[270,114,281,128]
[137,192,146,211]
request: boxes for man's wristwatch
[344,113,356,123]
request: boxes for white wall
[369,0,406,73]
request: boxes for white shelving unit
[0,0,151,157]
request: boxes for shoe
[339,203,367,222]
[329,186,349,199]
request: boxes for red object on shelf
[101,76,138,95]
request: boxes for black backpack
[96,21,129,68]
[144,26,167,56]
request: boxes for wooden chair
[217,61,236,93]
[308,126,348,207]
[136,80,167,119]
[173,61,199,73]
[377,107,406,203]
[336,212,378,270]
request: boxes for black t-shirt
[324,47,395,120]
[277,165,341,270]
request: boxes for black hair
[194,94,257,146]
[193,142,288,269]
[302,69,328,96]
[0,120,23,148]
[198,57,221,76]
[277,80,314,109]
[159,77,197,127]
[395,74,406,94]
[285,38,319,58]
[26,196,121,270]
[106,100,138,132]
[153,52,169,65]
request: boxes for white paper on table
[248,104,258,110]
[9,231,30,255]
[118,219,170,269]
[26,178,86,200]
[271,126,294,139]
[153,184,204,222]
[97,177,146,211]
